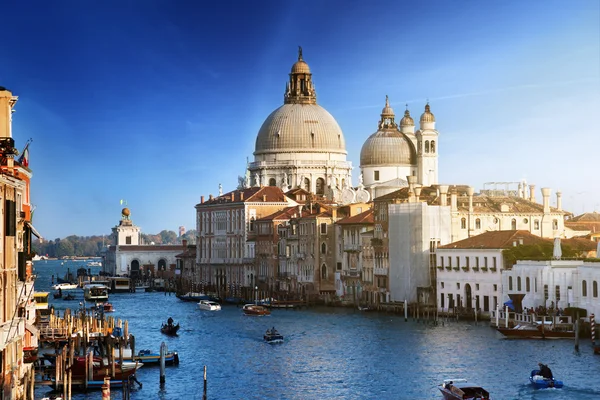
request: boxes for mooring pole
[575,312,580,351]
[102,377,110,400]
[404,299,408,322]
[591,313,596,346]
[203,365,207,400]
[160,341,166,386]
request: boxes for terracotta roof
[561,237,597,252]
[336,209,374,225]
[438,230,549,250]
[197,186,289,206]
[570,212,600,222]
[256,206,305,222]
[175,245,197,258]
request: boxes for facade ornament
[218,183,223,196]
[254,173,261,187]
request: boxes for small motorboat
[242,304,271,316]
[161,319,180,336]
[52,282,78,291]
[529,369,563,389]
[198,300,221,311]
[96,302,114,313]
[264,328,284,344]
[439,379,490,400]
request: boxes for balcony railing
[343,244,362,252]
[297,275,314,283]
[374,267,388,276]
[0,318,25,349]
[341,270,361,278]
[295,253,305,260]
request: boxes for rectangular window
[441,257,444,268]
[440,293,445,309]
[337,262,342,270]
[475,257,479,268]
[466,257,470,268]
[456,282,460,289]
[493,284,497,291]
[374,171,380,181]
[449,257,452,267]
[555,285,560,302]
[456,256,459,268]
[320,223,327,234]
[484,257,488,268]
[493,257,497,268]
[441,282,445,289]
[476,283,479,290]
[126,236,132,245]
[544,284,548,300]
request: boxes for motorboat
[115,348,180,366]
[50,356,142,390]
[529,369,563,389]
[161,321,180,336]
[83,284,109,301]
[242,304,271,316]
[198,300,221,311]
[52,282,78,291]
[439,379,490,400]
[96,302,114,313]
[177,292,211,302]
[264,328,284,344]
[108,277,132,293]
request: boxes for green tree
[159,230,178,244]
[502,243,576,269]
[56,239,75,258]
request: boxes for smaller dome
[291,60,311,74]
[420,103,435,123]
[400,109,414,126]
[360,131,416,166]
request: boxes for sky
[1,0,598,239]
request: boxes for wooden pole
[102,376,111,400]
[575,312,580,351]
[591,313,596,346]
[203,365,207,400]
[160,341,166,386]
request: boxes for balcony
[341,270,361,278]
[343,243,362,253]
[277,272,292,279]
[295,253,305,260]
[437,265,444,270]
[298,275,314,283]
[0,318,25,350]
[374,267,388,276]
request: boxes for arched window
[509,276,513,291]
[158,259,167,271]
[526,277,530,292]
[269,178,276,186]
[553,219,558,230]
[304,178,310,192]
[475,218,481,229]
[249,217,255,232]
[425,141,430,153]
[461,218,466,229]
[511,219,517,230]
[534,220,540,230]
[594,281,598,298]
[517,277,521,291]
[430,140,436,153]
[321,242,327,254]
[582,280,587,297]
[316,177,325,195]
[321,264,327,279]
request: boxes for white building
[503,260,600,317]
[388,202,451,303]
[436,230,549,316]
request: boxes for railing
[341,270,361,278]
[374,267,388,276]
[295,253,305,260]
[297,275,314,283]
[249,160,351,169]
[0,318,26,349]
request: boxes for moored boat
[115,348,180,365]
[242,304,271,316]
[161,318,180,336]
[529,369,564,388]
[83,284,109,301]
[50,356,142,390]
[52,282,78,291]
[439,379,490,400]
[177,292,211,302]
[497,322,575,339]
[198,300,221,311]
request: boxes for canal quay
[33,260,599,400]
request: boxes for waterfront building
[102,208,186,279]
[247,47,352,196]
[335,208,375,304]
[0,87,36,399]
[195,186,297,298]
[503,259,600,317]
[564,211,600,241]
[436,230,548,316]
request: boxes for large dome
[254,103,347,155]
[360,131,416,166]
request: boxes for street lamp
[255,286,258,305]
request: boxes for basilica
[191,49,569,306]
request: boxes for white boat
[83,284,109,301]
[52,282,78,291]
[198,300,221,311]
[87,261,102,267]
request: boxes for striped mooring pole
[591,313,596,346]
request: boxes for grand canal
[33,260,599,400]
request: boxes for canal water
[33,260,600,400]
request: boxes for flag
[17,142,30,167]
[120,199,123,205]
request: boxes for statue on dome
[254,173,261,187]
[281,173,289,190]
[298,45,303,60]
[218,183,223,196]
[358,172,364,187]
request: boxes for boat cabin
[109,277,132,293]
[84,284,109,301]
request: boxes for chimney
[556,191,562,211]
[209,194,213,201]
[407,175,417,203]
[541,187,551,213]
[182,239,187,248]
[332,208,337,220]
[439,185,449,206]
[240,192,244,200]
[529,184,536,202]
[231,193,235,201]
[450,188,458,212]
[201,195,205,203]
[467,187,474,213]
[262,195,267,202]
[414,186,422,201]
[518,238,523,245]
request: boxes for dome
[254,103,347,155]
[381,95,394,117]
[420,103,435,123]
[400,109,414,126]
[291,60,311,74]
[360,131,416,166]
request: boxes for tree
[159,230,178,244]
[56,239,74,258]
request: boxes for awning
[25,221,42,239]
[25,323,39,337]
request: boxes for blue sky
[1,1,598,239]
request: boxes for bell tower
[416,103,439,186]
[284,46,317,105]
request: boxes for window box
[461,266,469,271]
[452,266,460,271]
[480,267,488,271]
[472,266,479,271]
[490,267,497,272]
[437,265,444,270]
[445,266,452,270]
